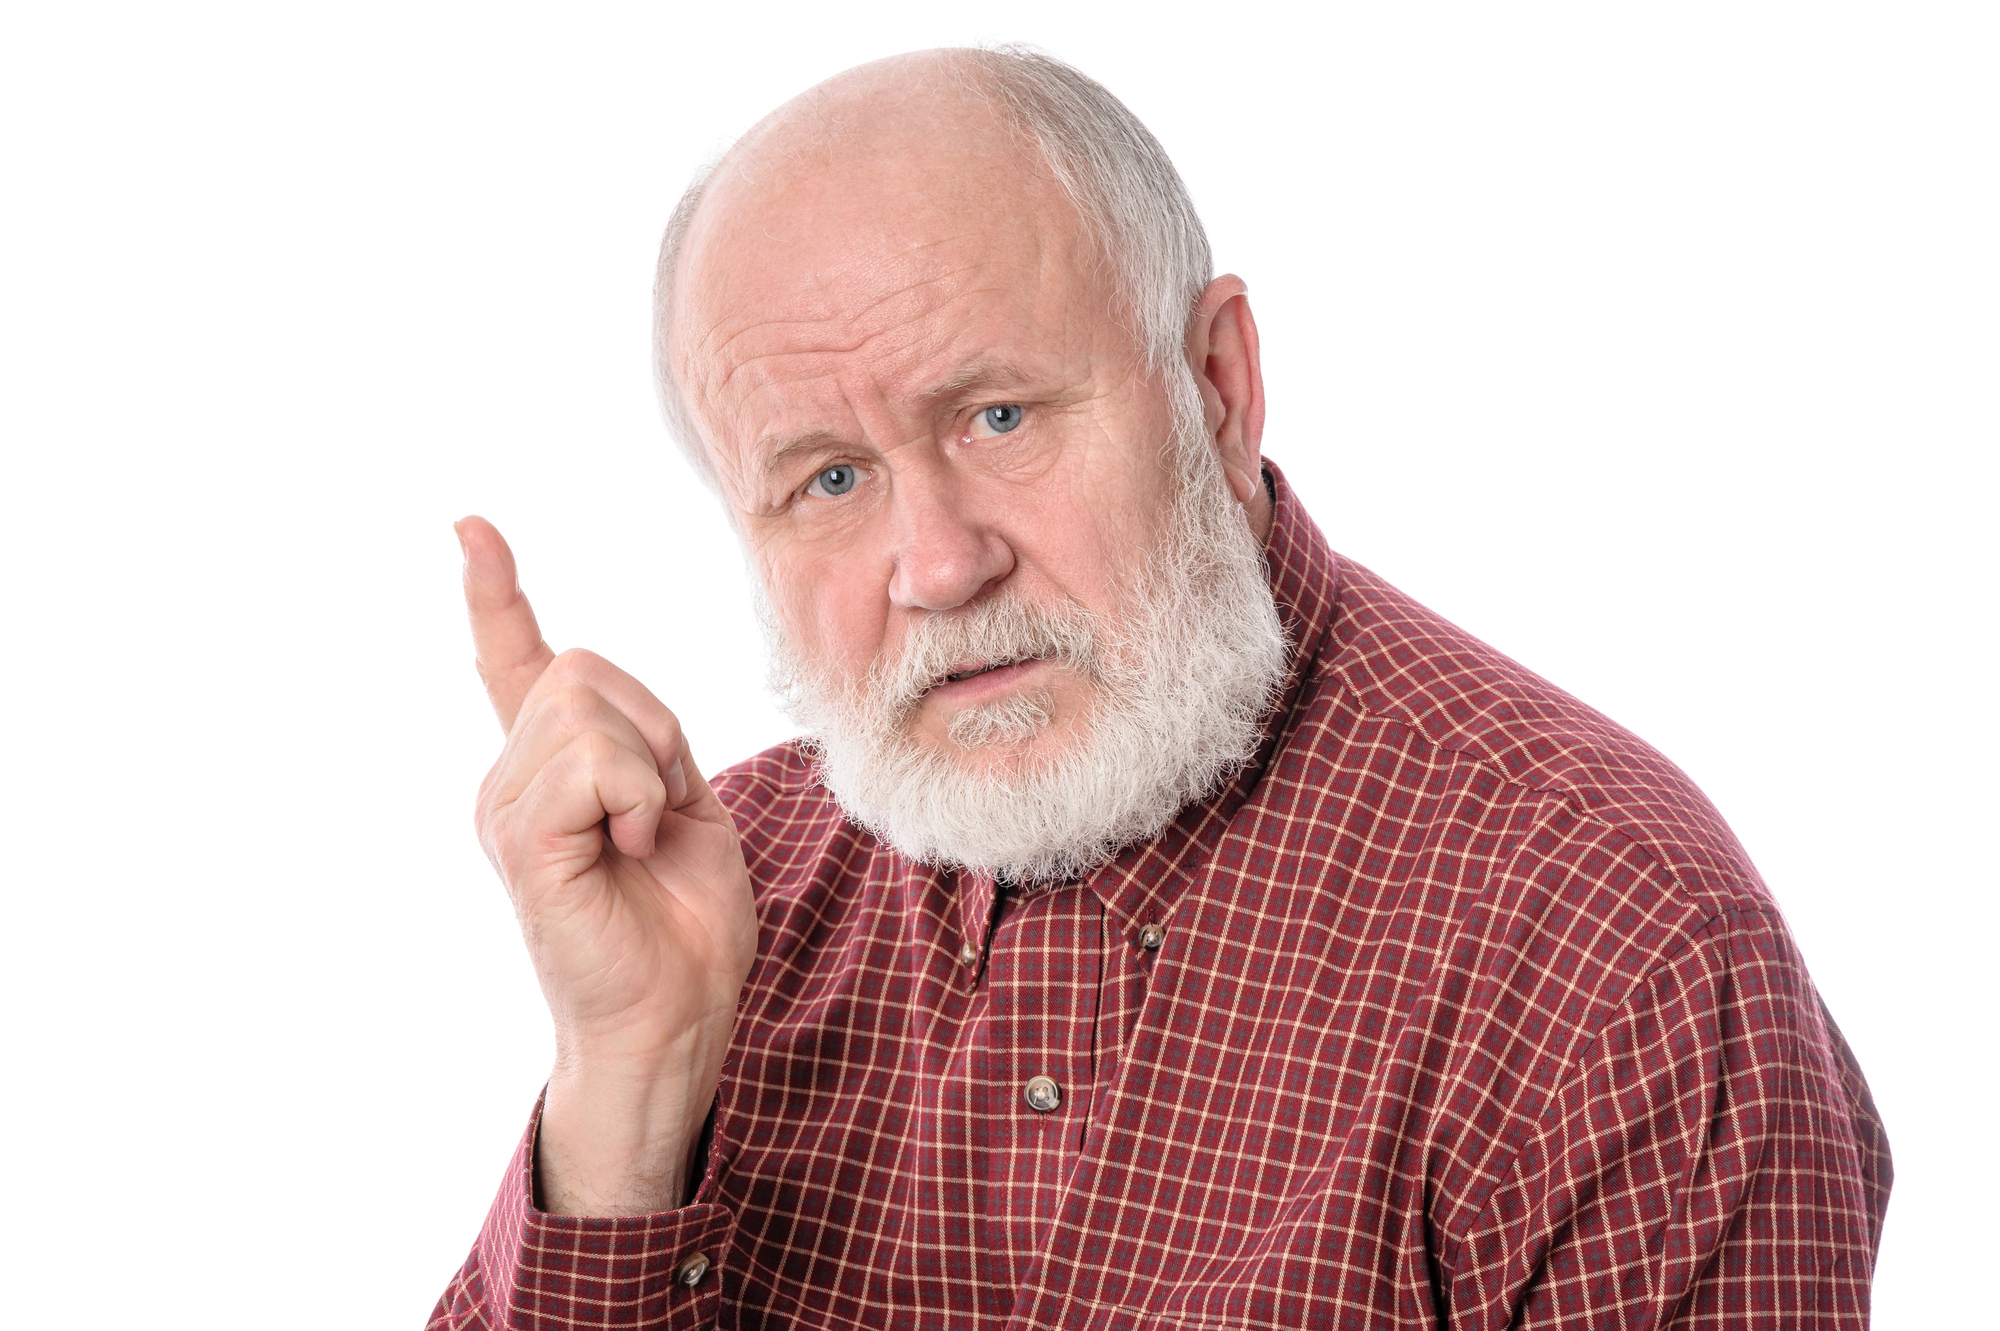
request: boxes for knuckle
[544,682,599,733]
[552,647,604,680]
[572,728,622,770]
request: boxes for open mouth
[940,657,1025,685]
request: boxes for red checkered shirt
[430,463,1889,1329]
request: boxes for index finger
[456,515,556,732]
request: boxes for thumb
[455,515,555,732]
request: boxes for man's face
[674,93,1181,776]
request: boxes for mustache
[867,594,1101,716]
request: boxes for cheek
[763,548,891,676]
[1019,447,1176,599]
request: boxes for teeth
[945,658,1014,683]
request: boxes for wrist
[536,1024,732,1216]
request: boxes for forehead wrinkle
[709,274,1038,414]
[700,315,860,385]
[708,332,864,407]
[806,259,1023,353]
[696,264,992,406]
[694,221,1031,345]
[690,217,1052,368]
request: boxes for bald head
[653,47,1214,489]
[705,50,1056,212]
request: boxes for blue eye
[981,405,1023,434]
[813,464,857,496]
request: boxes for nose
[884,464,1014,612]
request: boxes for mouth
[940,657,1023,685]
[917,656,1054,699]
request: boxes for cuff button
[676,1252,711,1286]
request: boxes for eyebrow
[755,358,1044,477]
[761,429,843,478]
[917,356,1038,401]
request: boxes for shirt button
[675,1251,711,1286]
[1023,1075,1062,1112]
[1137,923,1166,951]
[958,941,979,966]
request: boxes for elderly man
[430,47,1888,1330]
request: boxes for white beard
[764,415,1289,885]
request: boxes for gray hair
[651,45,1215,490]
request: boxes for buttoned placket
[921,871,1104,1315]
[956,868,997,988]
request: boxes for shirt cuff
[474,1094,737,1330]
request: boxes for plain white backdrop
[2,3,1993,1325]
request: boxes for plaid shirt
[431,463,1889,1329]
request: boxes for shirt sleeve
[1450,907,1891,1330]
[427,1096,737,1330]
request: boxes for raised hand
[456,516,757,1215]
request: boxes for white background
[2,3,1993,1325]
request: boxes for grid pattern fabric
[430,463,1888,1329]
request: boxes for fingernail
[665,759,688,807]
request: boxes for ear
[1185,274,1271,538]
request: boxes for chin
[935,724,1078,774]
[928,689,1082,763]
